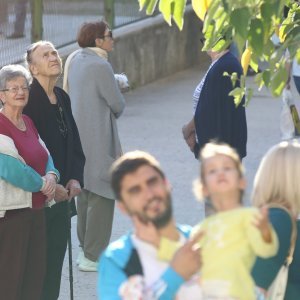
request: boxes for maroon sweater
[0,113,48,209]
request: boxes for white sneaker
[78,255,98,272]
[76,249,84,265]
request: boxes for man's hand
[65,179,81,200]
[133,216,160,247]
[54,184,69,202]
[170,231,203,280]
[252,206,272,243]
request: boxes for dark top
[252,208,300,299]
[194,52,247,158]
[23,78,85,213]
[0,114,48,208]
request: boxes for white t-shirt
[131,234,203,300]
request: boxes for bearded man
[98,151,203,299]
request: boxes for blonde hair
[252,140,300,216]
[195,142,245,200]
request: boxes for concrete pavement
[58,64,293,299]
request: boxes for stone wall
[59,5,207,89]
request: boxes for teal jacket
[0,153,58,192]
[252,208,300,299]
[98,224,192,299]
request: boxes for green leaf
[269,47,284,71]
[261,2,277,43]
[140,0,159,15]
[262,39,275,61]
[203,0,221,33]
[296,49,300,64]
[248,18,265,56]
[286,26,300,46]
[270,64,288,97]
[262,70,271,87]
[230,72,238,88]
[249,52,259,72]
[172,0,186,29]
[159,0,173,25]
[230,7,251,40]
[254,72,264,89]
[138,0,151,10]
[212,38,227,52]
[229,87,244,107]
[158,0,186,29]
[245,88,253,106]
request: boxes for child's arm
[158,237,182,261]
[253,206,272,243]
[158,228,203,262]
[247,208,279,258]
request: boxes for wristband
[47,171,59,183]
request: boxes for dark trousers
[41,203,69,300]
[293,75,300,95]
[0,208,46,300]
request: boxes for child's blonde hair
[194,142,245,200]
[252,140,300,216]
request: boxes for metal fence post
[104,0,115,28]
[31,0,43,42]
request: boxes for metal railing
[0,0,150,67]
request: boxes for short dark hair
[77,21,109,48]
[111,151,165,201]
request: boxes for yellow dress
[158,207,278,300]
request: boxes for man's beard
[129,193,173,229]
[151,194,173,229]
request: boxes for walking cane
[67,200,74,300]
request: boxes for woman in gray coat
[64,21,125,271]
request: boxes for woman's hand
[54,184,69,202]
[65,179,81,200]
[41,174,56,200]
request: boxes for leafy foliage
[139,0,300,103]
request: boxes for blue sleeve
[252,208,292,289]
[98,254,126,300]
[45,155,60,182]
[158,267,185,299]
[0,153,43,192]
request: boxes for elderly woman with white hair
[0,64,59,299]
[23,40,86,300]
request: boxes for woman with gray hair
[24,40,85,300]
[0,64,59,299]
[63,21,125,272]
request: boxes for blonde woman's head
[252,140,300,216]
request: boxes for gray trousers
[77,189,114,262]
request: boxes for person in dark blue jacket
[182,48,247,160]
[98,151,203,299]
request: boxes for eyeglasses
[99,30,113,40]
[1,86,30,94]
